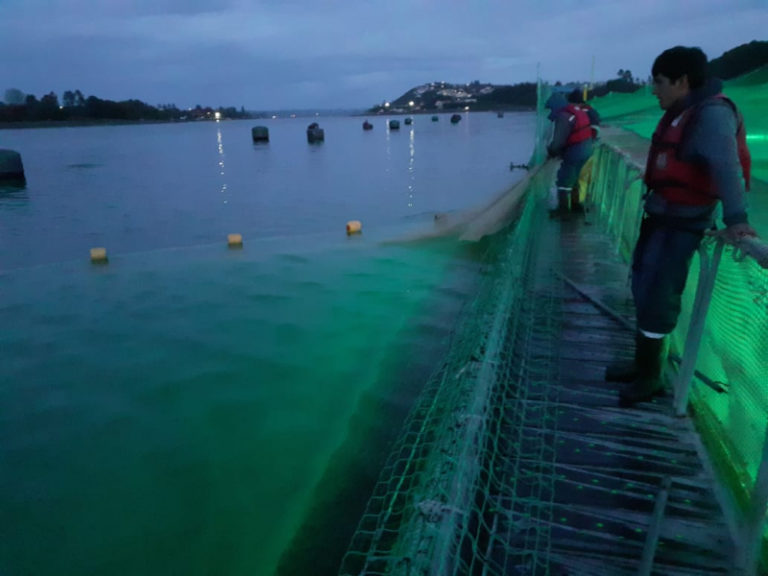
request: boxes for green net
[337,177,548,575]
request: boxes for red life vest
[563,104,592,146]
[645,95,752,206]
[578,103,600,139]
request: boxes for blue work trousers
[556,141,592,189]
[631,216,705,335]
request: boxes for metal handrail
[736,235,768,269]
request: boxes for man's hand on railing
[706,222,759,244]
[705,223,768,269]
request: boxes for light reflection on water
[408,126,415,209]
[217,126,228,202]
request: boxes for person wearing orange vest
[605,46,757,407]
[545,92,594,217]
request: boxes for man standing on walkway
[606,46,756,407]
[545,92,594,217]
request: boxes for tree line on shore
[0,88,251,124]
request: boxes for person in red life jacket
[545,91,594,216]
[605,46,757,407]
[567,89,601,140]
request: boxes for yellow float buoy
[90,247,108,263]
[346,220,362,235]
[227,233,243,248]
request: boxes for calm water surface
[1,113,533,269]
[0,113,534,575]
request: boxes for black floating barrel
[251,126,269,142]
[388,120,400,130]
[450,114,462,124]
[0,149,25,183]
[306,122,324,143]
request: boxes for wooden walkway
[487,199,737,575]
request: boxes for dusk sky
[0,0,765,111]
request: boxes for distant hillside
[367,81,536,114]
[710,40,768,80]
[372,41,768,114]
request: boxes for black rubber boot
[570,186,585,214]
[619,335,666,408]
[605,333,641,383]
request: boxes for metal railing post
[673,238,725,417]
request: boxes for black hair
[651,46,708,89]
[567,89,584,104]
